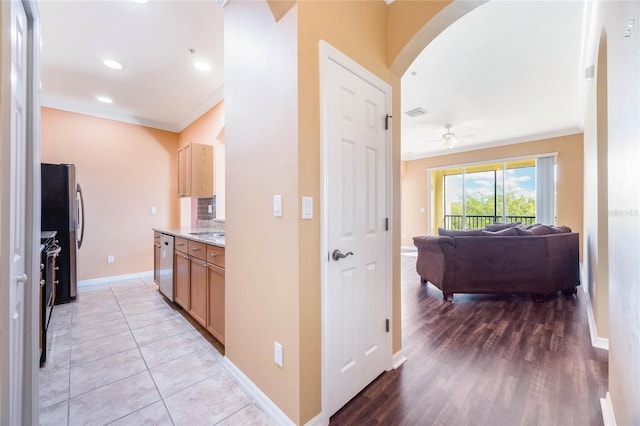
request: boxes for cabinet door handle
[210,253,218,257]
[192,247,201,251]
[183,255,189,260]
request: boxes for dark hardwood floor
[330,252,608,426]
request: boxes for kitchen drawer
[175,237,189,254]
[206,244,225,268]
[188,240,207,261]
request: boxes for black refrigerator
[41,163,85,304]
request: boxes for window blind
[536,156,556,225]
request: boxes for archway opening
[594,29,610,338]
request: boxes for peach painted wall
[178,100,226,219]
[226,1,454,423]
[584,2,640,424]
[297,1,399,422]
[225,1,301,422]
[401,134,584,256]
[40,107,179,280]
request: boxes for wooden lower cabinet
[171,238,224,345]
[174,251,190,310]
[207,264,225,344]
[189,258,208,327]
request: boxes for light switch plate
[302,196,313,219]
[273,195,282,217]
[274,341,283,367]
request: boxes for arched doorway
[594,29,610,340]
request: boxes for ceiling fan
[425,124,475,149]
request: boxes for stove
[40,231,60,366]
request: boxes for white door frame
[0,1,41,424]
[319,40,393,424]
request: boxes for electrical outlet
[107,255,114,264]
[274,341,283,367]
[151,207,157,214]
[208,204,213,214]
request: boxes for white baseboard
[392,350,407,369]
[222,357,295,426]
[600,392,617,426]
[582,280,610,351]
[77,270,153,287]
[303,412,324,426]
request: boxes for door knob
[332,249,354,261]
[16,274,28,284]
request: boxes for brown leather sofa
[412,225,580,301]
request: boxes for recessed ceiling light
[193,61,212,72]
[103,59,123,70]
[97,96,113,104]
[132,0,148,4]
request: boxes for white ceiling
[38,1,586,152]
[401,0,587,159]
[39,0,224,133]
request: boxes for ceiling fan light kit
[442,133,457,149]
[442,124,457,149]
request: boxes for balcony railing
[443,215,536,230]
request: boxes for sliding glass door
[439,158,546,230]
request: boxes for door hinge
[385,217,389,231]
[385,114,392,130]
[385,318,390,333]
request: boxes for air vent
[405,107,428,118]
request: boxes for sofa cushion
[438,228,484,237]
[515,227,535,235]
[517,223,541,230]
[529,224,552,234]
[481,227,519,236]
[485,222,520,232]
[550,225,572,233]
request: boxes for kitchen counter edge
[153,228,225,248]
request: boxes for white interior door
[0,1,29,424]
[322,45,392,417]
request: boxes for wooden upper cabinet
[178,142,214,197]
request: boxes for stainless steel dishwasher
[159,234,174,301]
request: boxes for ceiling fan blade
[423,138,444,144]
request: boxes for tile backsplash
[195,196,224,230]
[197,196,215,220]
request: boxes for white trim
[176,86,225,132]
[402,128,579,161]
[221,357,295,426]
[41,86,225,134]
[426,152,559,173]
[303,413,324,426]
[581,264,609,350]
[391,351,407,369]
[77,271,153,287]
[41,95,182,132]
[319,40,393,423]
[600,392,617,426]
[400,245,417,251]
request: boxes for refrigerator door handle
[76,183,85,249]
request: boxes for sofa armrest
[412,235,456,293]
[412,235,455,250]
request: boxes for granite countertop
[153,228,225,248]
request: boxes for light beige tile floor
[39,277,274,426]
